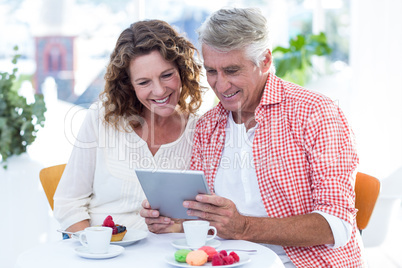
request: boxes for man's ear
[262,50,272,71]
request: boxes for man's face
[202,44,270,117]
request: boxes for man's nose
[215,74,231,92]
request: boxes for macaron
[174,249,191,263]
[199,246,218,262]
[186,250,208,266]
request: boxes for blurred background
[1,0,401,267]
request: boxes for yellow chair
[39,166,380,232]
[355,172,381,233]
[39,164,67,210]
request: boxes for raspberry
[223,255,235,265]
[219,250,227,257]
[211,253,224,266]
[112,226,118,234]
[229,251,240,262]
[102,215,115,227]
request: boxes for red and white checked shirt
[190,73,364,267]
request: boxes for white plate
[74,245,124,259]
[165,252,251,267]
[171,238,221,249]
[72,229,148,246]
[111,229,148,246]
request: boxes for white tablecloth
[16,232,285,268]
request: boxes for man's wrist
[237,216,251,240]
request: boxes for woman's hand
[140,199,184,233]
[65,220,90,237]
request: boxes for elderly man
[141,7,364,267]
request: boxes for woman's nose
[152,80,167,96]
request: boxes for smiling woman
[52,19,205,236]
[128,51,186,155]
[128,51,182,121]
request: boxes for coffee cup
[183,220,217,248]
[79,226,112,254]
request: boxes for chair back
[39,164,66,210]
[355,172,381,231]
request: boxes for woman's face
[129,50,182,118]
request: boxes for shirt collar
[259,73,284,106]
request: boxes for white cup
[79,226,112,254]
[183,220,217,248]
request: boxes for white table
[16,232,285,268]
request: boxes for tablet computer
[135,169,211,219]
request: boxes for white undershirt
[214,112,352,267]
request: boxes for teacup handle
[206,226,217,242]
[79,232,88,247]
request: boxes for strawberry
[102,215,115,227]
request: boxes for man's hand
[183,194,335,247]
[140,200,183,233]
[183,194,248,240]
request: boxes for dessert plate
[75,245,124,259]
[171,238,221,249]
[112,229,148,246]
[72,229,148,246]
[165,252,251,267]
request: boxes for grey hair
[197,7,275,73]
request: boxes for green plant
[0,46,47,169]
[273,32,332,86]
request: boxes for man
[141,7,364,267]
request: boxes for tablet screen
[135,169,211,219]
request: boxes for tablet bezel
[135,169,211,219]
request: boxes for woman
[53,20,204,233]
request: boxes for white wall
[349,0,402,180]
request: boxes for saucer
[171,238,221,249]
[74,245,124,259]
[72,229,147,247]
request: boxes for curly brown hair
[100,20,204,129]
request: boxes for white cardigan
[54,102,197,230]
